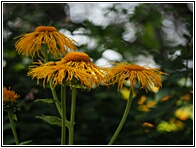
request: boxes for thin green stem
[68,87,77,145]
[61,81,67,145]
[8,111,19,145]
[44,44,62,116]
[108,91,134,145]
[43,44,62,116]
[50,81,62,117]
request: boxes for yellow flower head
[28,52,106,89]
[3,87,20,102]
[105,62,167,95]
[15,26,78,59]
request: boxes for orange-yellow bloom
[105,62,167,95]
[28,52,106,89]
[15,26,78,59]
[3,87,20,102]
[175,106,192,121]
[142,122,154,128]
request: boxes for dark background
[3,2,193,145]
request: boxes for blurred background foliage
[3,3,193,145]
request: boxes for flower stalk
[8,110,19,145]
[68,87,77,145]
[61,80,67,145]
[50,81,62,117]
[108,90,134,145]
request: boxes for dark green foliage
[3,3,193,145]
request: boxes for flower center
[124,64,145,71]
[35,26,57,32]
[62,52,91,62]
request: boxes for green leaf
[19,140,32,145]
[34,98,61,105]
[36,115,62,127]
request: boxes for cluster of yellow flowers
[15,26,166,94]
[3,25,169,145]
[4,26,167,103]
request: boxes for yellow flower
[3,87,20,102]
[160,95,170,102]
[15,26,78,58]
[105,62,167,95]
[142,122,154,133]
[142,122,154,128]
[175,106,192,121]
[28,52,106,89]
[138,105,150,112]
[137,95,146,105]
[181,93,191,101]
[157,118,184,132]
[138,98,156,112]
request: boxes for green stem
[61,81,67,145]
[50,81,62,117]
[68,87,77,145]
[8,111,19,145]
[45,44,62,117]
[108,91,134,145]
